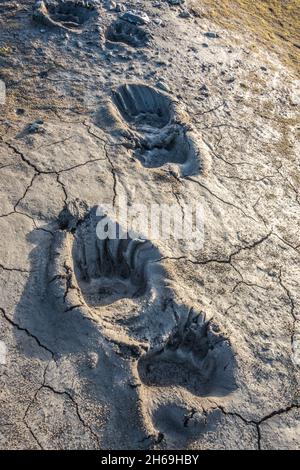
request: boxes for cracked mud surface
[0,0,299,450]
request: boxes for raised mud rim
[48,204,171,316]
[100,82,206,177]
[33,0,98,32]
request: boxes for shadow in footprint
[138,308,236,398]
[106,19,150,48]
[33,0,98,32]
[98,83,204,176]
[49,204,169,312]
[152,404,222,448]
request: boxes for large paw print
[138,307,235,397]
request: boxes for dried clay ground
[0,0,299,450]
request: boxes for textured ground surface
[0,0,299,450]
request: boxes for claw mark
[138,308,236,397]
[101,83,205,176]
